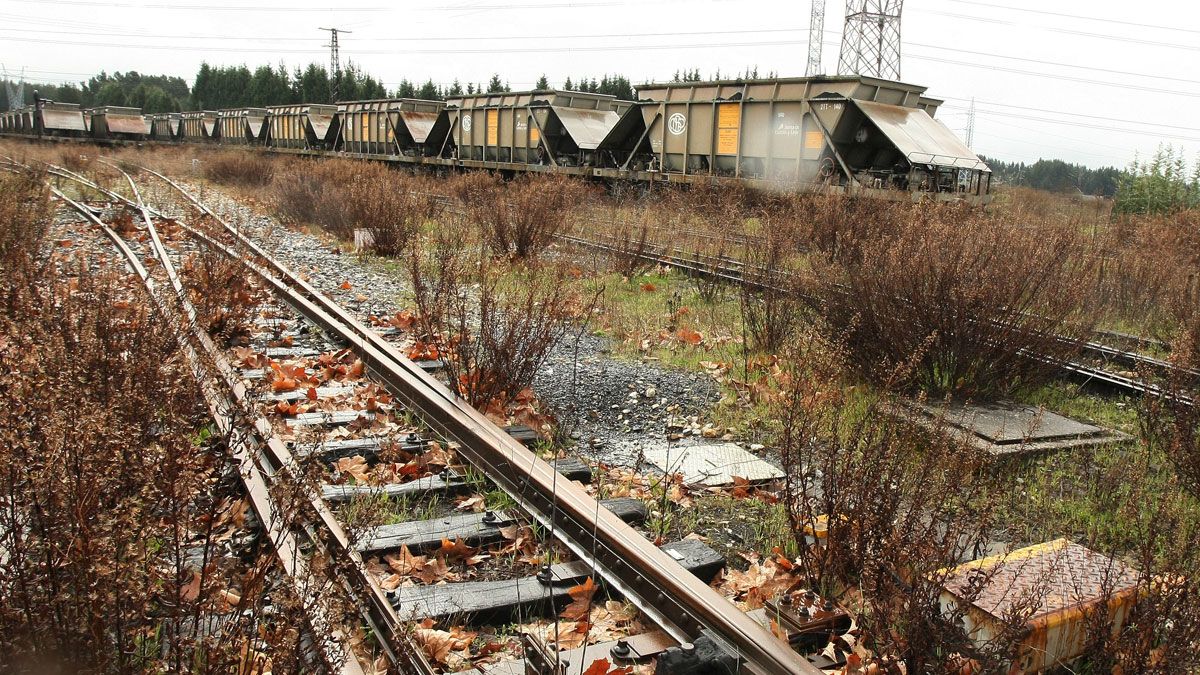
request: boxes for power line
[913,8,1200,52]
[942,0,1200,35]
[908,41,1200,88]
[0,24,812,43]
[939,97,1200,134]
[939,104,1200,144]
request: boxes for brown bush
[740,215,805,352]
[270,158,438,252]
[202,150,276,187]
[1097,209,1200,346]
[408,215,575,408]
[804,204,1098,398]
[0,169,51,315]
[774,337,1019,672]
[0,261,322,672]
[344,172,441,257]
[460,173,592,258]
[181,233,257,340]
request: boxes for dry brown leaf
[335,455,371,484]
[560,576,598,621]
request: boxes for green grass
[1021,380,1140,434]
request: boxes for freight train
[0,75,992,203]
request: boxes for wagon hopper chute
[442,89,626,169]
[148,113,182,142]
[90,106,150,140]
[35,101,88,137]
[217,108,269,145]
[336,98,448,157]
[180,111,219,142]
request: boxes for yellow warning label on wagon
[486,109,499,146]
[717,102,740,155]
[529,124,540,145]
[805,130,824,149]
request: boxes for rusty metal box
[940,538,1140,673]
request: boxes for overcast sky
[2,0,1197,169]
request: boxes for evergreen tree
[535,74,549,89]
[486,74,505,93]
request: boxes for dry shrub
[459,173,592,258]
[805,205,1098,398]
[776,337,1018,672]
[181,233,256,340]
[269,158,343,231]
[0,168,50,269]
[344,172,441,257]
[56,147,94,173]
[740,215,805,352]
[0,261,318,672]
[1097,209,1200,345]
[270,158,436,252]
[202,149,276,187]
[1078,393,1200,672]
[408,215,575,408]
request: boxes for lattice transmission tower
[838,0,904,81]
[806,0,827,76]
[320,27,351,101]
[2,64,25,110]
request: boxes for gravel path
[155,181,722,466]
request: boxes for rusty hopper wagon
[596,75,990,200]
[336,98,449,157]
[90,106,150,140]
[442,89,626,169]
[33,101,88,138]
[149,113,182,142]
[217,108,269,145]
[180,111,218,142]
[266,103,338,150]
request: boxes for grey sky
[2,0,1197,169]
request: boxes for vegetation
[1114,144,1200,215]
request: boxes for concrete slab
[643,442,783,486]
[905,400,1129,455]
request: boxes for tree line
[1,71,189,114]
[4,61,777,115]
[980,155,1124,198]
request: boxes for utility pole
[320,27,352,102]
[806,0,826,76]
[838,1,904,81]
[965,97,976,148]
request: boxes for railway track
[29,161,833,675]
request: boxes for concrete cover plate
[931,401,1103,445]
[906,400,1129,455]
[643,442,784,486]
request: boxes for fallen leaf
[340,280,353,290]
[560,577,598,621]
[581,658,634,675]
[335,455,370,484]
[456,495,486,512]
